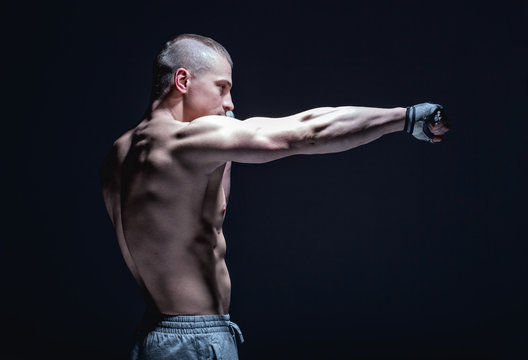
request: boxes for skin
[100,51,449,316]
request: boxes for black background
[4,1,527,359]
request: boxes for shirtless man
[100,34,449,360]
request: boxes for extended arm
[174,105,447,166]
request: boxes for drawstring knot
[228,321,244,344]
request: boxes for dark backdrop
[4,1,527,359]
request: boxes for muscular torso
[101,115,232,315]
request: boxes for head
[150,34,234,121]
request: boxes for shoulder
[120,116,232,172]
[156,115,256,172]
[177,115,242,138]
[126,116,232,149]
[166,115,246,153]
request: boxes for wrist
[390,107,407,133]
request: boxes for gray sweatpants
[130,313,244,360]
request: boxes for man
[100,34,449,359]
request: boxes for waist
[137,311,245,345]
[139,311,231,334]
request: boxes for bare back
[101,114,232,315]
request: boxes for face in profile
[185,53,234,121]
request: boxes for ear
[174,68,190,94]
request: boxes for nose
[223,92,234,112]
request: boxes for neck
[148,94,186,122]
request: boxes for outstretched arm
[174,105,448,166]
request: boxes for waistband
[138,312,244,343]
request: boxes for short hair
[149,34,233,103]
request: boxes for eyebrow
[216,79,232,88]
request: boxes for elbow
[303,131,319,147]
[298,123,328,149]
[287,129,322,153]
[296,108,343,148]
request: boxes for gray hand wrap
[405,103,446,143]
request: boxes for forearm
[295,106,406,154]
